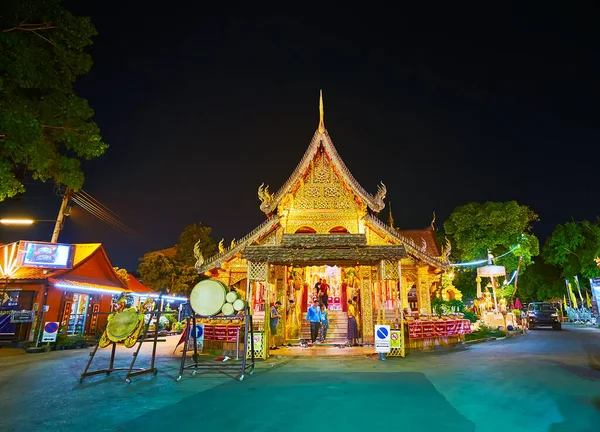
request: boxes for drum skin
[190,279,228,315]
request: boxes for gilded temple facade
[197,94,450,352]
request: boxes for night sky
[1,5,600,271]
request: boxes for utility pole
[51,187,72,243]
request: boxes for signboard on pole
[188,323,204,350]
[41,322,59,342]
[10,310,34,323]
[374,325,391,353]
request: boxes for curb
[463,337,497,345]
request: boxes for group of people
[306,300,329,343]
[306,298,360,346]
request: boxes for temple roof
[363,215,450,270]
[398,228,441,257]
[259,93,386,214]
[281,234,367,248]
[243,245,406,266]
[196,216,280,273]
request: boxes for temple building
[197,93,451,349]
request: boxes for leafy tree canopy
[542,220,600,279]
[0,0,107,201]
[444,201,540,272]
[138,222,217,295]
[113,267,130,287]
[138,252,175,292]
[174,222,217,266]
[517,260,565,302]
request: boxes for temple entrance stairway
[297,310,348,344]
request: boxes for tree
[138,252,175,291]
[444,201,540,300]
[113,267,130,287]
[174,222,216,266]
[0,0,107,201]
[543,220,600,279]
[518,261,565,302]
[138,222,217,295]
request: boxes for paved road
[0,325,598,432]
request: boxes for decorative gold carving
[258,183,274,213]
[360,266,374,344]
[417,265,432,314]
[260,230,278,246]
[286,152,359,213]
[366,227,390,245]
[218,239,225,254]
[193,240,204,270]
[366,182,387,212]
[381,259,399,280]
[248,261,268,281]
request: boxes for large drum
[190,279,228,316]
[106,309,140,342]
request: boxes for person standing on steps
[347,299,359,346]
[306,300,322,344]
[319,303,329,342]
[270,301,282,350]
[314,279,322,298]
[320,279,329,308]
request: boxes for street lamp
[0,219,56,225]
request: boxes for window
[67,294,90,335]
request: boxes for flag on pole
[586,291,592,308]
[173,322,189,354]
[574,276,584,303]
[563,295,568,308]
[568,283,578,307]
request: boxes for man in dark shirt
[314,279,322,297]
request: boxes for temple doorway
[286,265,361,345]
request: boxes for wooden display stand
[177,303,255,382]
[80,301,168,384]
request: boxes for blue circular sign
[196,325,203,337]
[376,327,389,339]
[44,322,58,333]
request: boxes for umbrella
[515,298,523,309]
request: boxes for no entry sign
[42,322,59,342]
[374,324,391,353]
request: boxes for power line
[70,191,145,242]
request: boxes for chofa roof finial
[318,89,325,133]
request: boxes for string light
[451,244,520,267]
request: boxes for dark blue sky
[1,5,600,270]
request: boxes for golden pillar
[274,265,286,347]
[476,276,482,299]
[417,265,432,314]
[360,266,374,344]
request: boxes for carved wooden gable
[279,151,364,234]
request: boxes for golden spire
[388,201,395,229]
[318,89,325,133]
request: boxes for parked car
[527,302,561,330]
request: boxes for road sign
[390,330,402,349]
[374,324,390,353]
[41,322,59,342]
